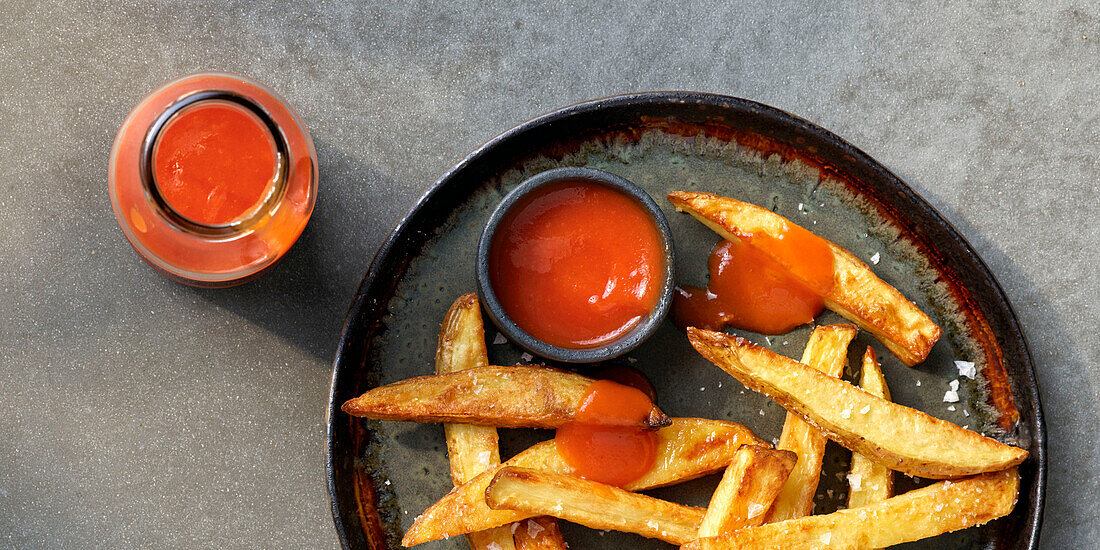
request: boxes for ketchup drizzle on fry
[673,223,835,334]
[554,379,659,487]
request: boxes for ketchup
[488,181,664,349]
[153,101,278,226]
[108,72,317,287]
[554,379,659,487]
[674,223,834,334]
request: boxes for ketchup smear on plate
[488,180,664,349]
[554,379,659,487]
[674,223,835,334]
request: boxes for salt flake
[526,519,545,538]
[947,405,956,412]
[870,252,880,264]
[847,473,863,490]
[860,405,871,414]
[943,390,959,403]
[521,352,533,362]
[493,333,507,345]
[840,408,852,419]
[955,360,976,379]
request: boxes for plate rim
[325,91,1046,549]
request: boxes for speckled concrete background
[0,1,1095,548]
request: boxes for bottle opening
[149,97,283,229]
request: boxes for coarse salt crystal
[916,380,922,387]
[526,519,545,537]
[493,333,507,345]
[384,480,390,486]
[798,203,804,211]
[747,502,766,518]
[646,520,659,529]
[860,405,870,414]
[700,387,705,391]
[520,352,533,362]
[955,360,976,379]
[943,390,959,403]
[840,408,852,419]
[964,410,970,417]
[947,405,956,412]
[820,532,832,545]
[870,252,880,264]
[847,473,862,490]
[950,379,959,391]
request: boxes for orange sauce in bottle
[152,101,278,226]
[674,223,835,334]
[554,379,659,487]
[108,72,317,287]
[488,181,664,349]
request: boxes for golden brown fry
[401,418,765,546]
[766,324,857,523]
[486,467,705,545]
[682,468,1020,550]
[435,294,517,550]
[512,517,567,550]
[342,365,671,429]
[668,191,942,366]
[847,346,894,512]
[687,328,1027,478]
[697,445,797,537]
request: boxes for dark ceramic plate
[326,93,1044,550]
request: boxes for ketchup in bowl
[487,179,665,349]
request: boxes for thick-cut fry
[513,517,567,550]
[401,418,765,546]
[342,365,671,429]
[697,445,797,537]
[682,468,1019,549]
[434,294,518,550]
[847,346,894,511]
[687,328,1027,478]
[766,324,857,523]
[668,191,942,366]
[486,467,705,545]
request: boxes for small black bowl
[476,167,676,363]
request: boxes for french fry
[486,467,705,545]
[668,191,942,366]
[687,328,1027,478]
[766,324,857,523]
[682,468,1019,549]
[401,418,764,546]
[342,365,671,429]
[512,517,567,550]
[435,294,517,550]
[697,445,797,537]
[847,346,894,512]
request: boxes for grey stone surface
[0,0,1094,548]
